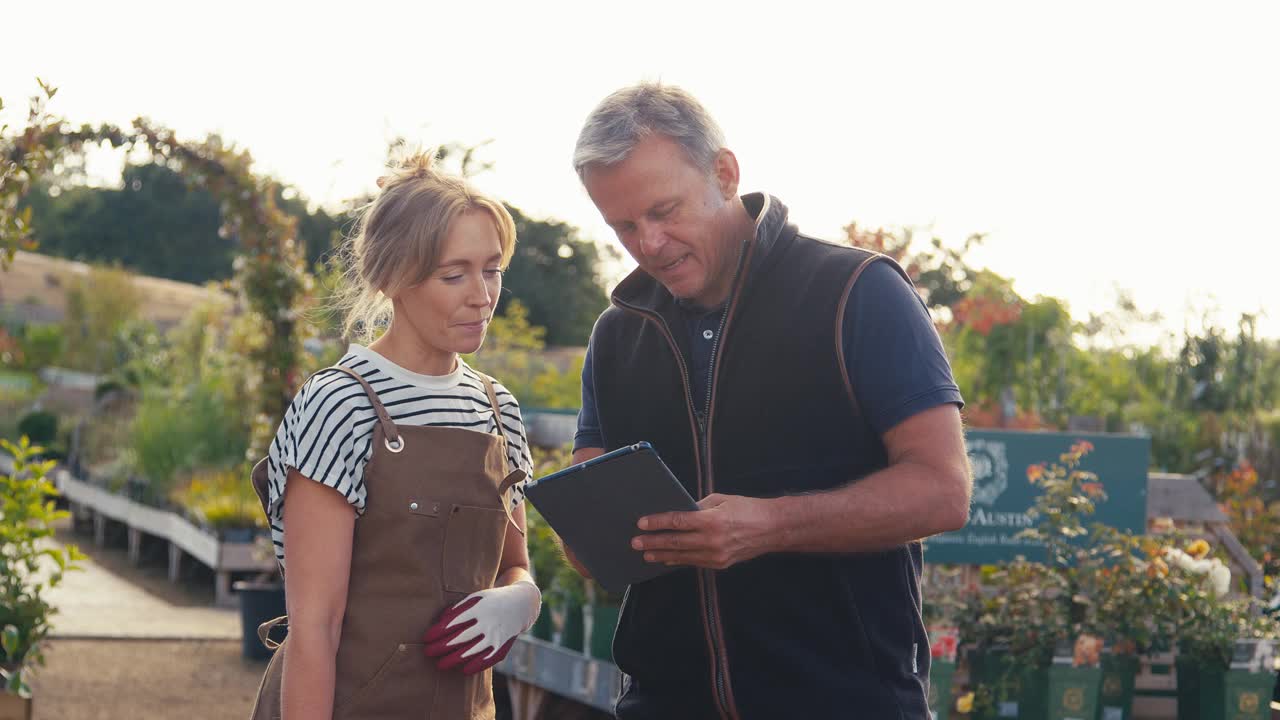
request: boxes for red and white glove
[423,581,541,674]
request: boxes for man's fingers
[641,550,731,569]
[638,509,700,532]
[697,493,730,509]
[631,530,696,551]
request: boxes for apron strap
[257,615,289,651]
[327,366,403,449]
[477,372,507,446]
[476,371,527,537]
[499,469,526,496]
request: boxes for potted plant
[523,505,561,641]
[548,561,587,652]
[173,467,266,542]
[924,577,966,720]
[1166,546,1280,720]
[927,625,961,720]
[1077,527,1183,720]
[957,560,1061,719]
[0,438,85,717]
[957,440,1116,719]
[585,580,624,663]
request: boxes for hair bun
[377,149,438,190]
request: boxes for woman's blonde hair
[333,151,517,341]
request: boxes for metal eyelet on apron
[384,435,405,453]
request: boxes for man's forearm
[767,459,969,555]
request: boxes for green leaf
[1,625,19,657]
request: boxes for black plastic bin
[234,580,287,661]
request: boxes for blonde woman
[248,153,541,719]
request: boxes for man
[568,82,972,719]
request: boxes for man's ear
[713,149,740,200]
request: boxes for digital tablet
[524,442,698,592]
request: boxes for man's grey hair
[573,82,726,181]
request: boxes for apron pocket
[441,504,508,594]
[334,642,433,719]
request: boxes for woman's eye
[442,275,464,282]
[484,268,503,277]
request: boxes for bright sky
[4,1,1278,342]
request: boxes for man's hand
[632,493,777,570]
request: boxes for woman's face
[389,209,505,371]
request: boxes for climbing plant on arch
[1,80,311,448]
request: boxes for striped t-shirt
[265,344,533,567]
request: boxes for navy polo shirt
[575,259,963,451]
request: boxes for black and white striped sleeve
[266,371,374,521]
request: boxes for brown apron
[247,366,526,720]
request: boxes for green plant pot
[558,600,584,652]
[587,603,620,662]
[929,660,957,720]
[1174,656,1202,720]
[1094,654,1138,720]
[969,649,1049,720]
[1195,667,1276,720]
[1046,664,1102,720]
[528,604,553,641]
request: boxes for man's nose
[638,221,667,258]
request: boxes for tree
[466,299,582,409]
[1,81,310,452]
[58,264,143,373]
[24,163,228,282]
[21,162,344,285]
[499,205,610,347]
[843,222,985,312]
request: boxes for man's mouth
[660,255,690,272]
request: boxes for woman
[248,153,541,719]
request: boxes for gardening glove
[423,580,541,675]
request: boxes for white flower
[1165,548,1232,595]
[1208,560,1231,595]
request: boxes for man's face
[583,134,740,308]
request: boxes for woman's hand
[422,581,541,674]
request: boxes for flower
[1026,464,1046,483]
[956,692,974,714]
[1070,440,1095,455]
[1073,633,1103,667]
[1165,546,1232,595]
[1186,539,1211,559]
[1208,562,1231,596]
[1081,482,1105,498]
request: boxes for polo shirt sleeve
[842,260,964,436]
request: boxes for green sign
[923,429,1151,564]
